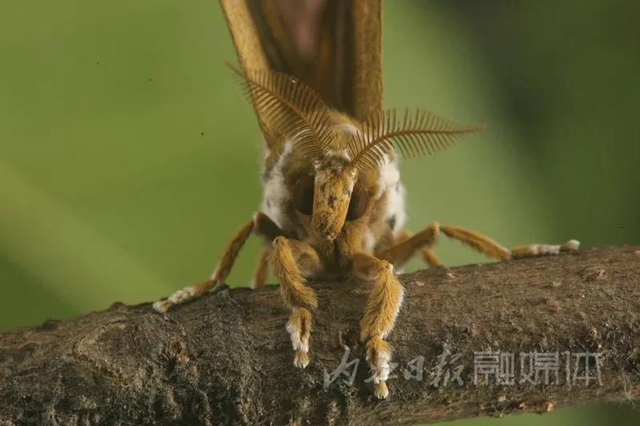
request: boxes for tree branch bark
[1,246,639,425]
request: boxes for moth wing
[220,0,382,126]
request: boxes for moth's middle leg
[270,236,323,368]
[436,224,579,260]
[378,222,580,267]
[250,247,270,290]
[387,228,442,269]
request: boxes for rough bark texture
[1,246,639,425]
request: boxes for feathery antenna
[226,62,335,157]
[347,108,486,171]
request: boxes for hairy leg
[378,225,440,269]
[379,222,579,267]
[250,247,270,289]
[353,253,405,399]
[393,230,442,268]
[270,236,323,368]
[440,224,579,260]
[153,212,284,313]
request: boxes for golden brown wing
[219,0,382,123]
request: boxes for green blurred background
[1,0,638,424]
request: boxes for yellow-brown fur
[153,67,580,399]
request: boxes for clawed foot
[293,350,309,368]
[152,280,222,313]
[286,307,312,368]
[152,286,197,313]
[511,239,581,258]
[561,239,580,252]
[373,381,389,399]
[365,337,392,399]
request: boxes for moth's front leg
[353,253,405,399]
[270,236,323,368]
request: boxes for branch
[1,246,639,425]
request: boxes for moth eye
[346,184,368,221]
[292,176,314,216]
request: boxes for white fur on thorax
[261,141,293,231]
[377,154,407,235]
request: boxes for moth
[153,0,580,399]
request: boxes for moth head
[311,156,355,240]
[229,64,485,240]
[291,152,373,241]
